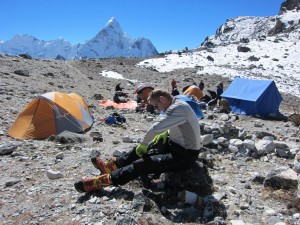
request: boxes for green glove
[135,143,148,158]
[152,131,168,145]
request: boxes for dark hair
[149,89,172,102]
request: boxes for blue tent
[175,95,204,119]
[221,78,282,116]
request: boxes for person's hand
[152,131,168,145]
[135,143,148,157]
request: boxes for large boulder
[264,166,298,190]
[163,161,213,196]
[49,130,88,143]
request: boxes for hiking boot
[74,174,112,193]
[91,156,118,174]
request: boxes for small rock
[264,208,277,216]
[122,136,133,143]
[293,152,300,173]
[47,170,64,179]
[255,139,275,155]
[201,134,214,146]
[14,69,29,76]
[89,197,98,204]
[220,114,230,121]
[145,116,154,122]
[244,184,252,189]
[240,203,249,210]
[244,139,255,150]
[55,152,64,159]
[230,220,245,225]
[5,178,21,187]
[293,213,300,219]
[0,143,19,155]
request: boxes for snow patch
[100,70,137,83]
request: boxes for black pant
[110,139,200,186]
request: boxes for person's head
[148,89,173,112]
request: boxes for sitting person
[113,92,127,103]
[199,80,204,91]
[216,82,224,102]
[74,89,202,193]
[207,98,218,110]
[115,83,123,92]
[200,94,212,103]
[207,90,217,100]
[171,87,180,96]
[113,92,121,103]
[219,98,230,114]
[171,79,177,90]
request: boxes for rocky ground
[0,54,300,225]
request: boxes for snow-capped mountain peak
[105,17,123,31]
[0,17,158,59]
[77,17,157,58]
[94,17,129,42]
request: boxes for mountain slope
[0,17,158,59]
[137,3,300,97]
[201,9,300,46]
[0,34,79,59]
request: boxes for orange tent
[7,92,93,140]
[183,85,203,100]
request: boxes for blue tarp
[221,77,282,116]
[175,95,204,119]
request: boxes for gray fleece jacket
[141,97,202,150]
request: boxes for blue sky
[1,0,284,53]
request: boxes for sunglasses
[149,96,164,109]
[152,102,159,109]
[151,97,163,109]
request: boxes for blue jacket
[217,86,223,96]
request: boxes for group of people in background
[111,79,227,113]
[170,78,225,110]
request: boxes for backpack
[112,112,126,124]
[174,95,204,119]
[104,113,126,125]
[105,115,117,125]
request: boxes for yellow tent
[7,92,93,140]
[183,85,203,100]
